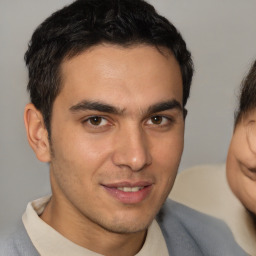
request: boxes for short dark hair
[235,60,256,126]
[25,0,194,135]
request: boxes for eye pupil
[90,116,102,125]
[151,116,162,124]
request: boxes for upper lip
[102,181,153,188]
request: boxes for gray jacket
[0,199,247,255]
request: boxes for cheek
[49,132,112,195]
[226,152,236,191]
[53,128,112,164]
[226,139,244,196]
[237,178,256,214]
[227,151,256,214]
[226,154,244,205]
[152,132,184,187]
[154,132,184,166]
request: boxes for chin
[97,218,153,234]
[90,209,155,234]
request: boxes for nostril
[112,148,152,172]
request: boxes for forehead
[235,110,256,129]
[58,44,183,110]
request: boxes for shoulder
[0,221,39,256]
[157,199,247,256]
[169,164,240,227]
[170,164,226,201]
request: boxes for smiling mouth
[102,183,152,204]
[117,186,144,192]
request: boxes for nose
[112,126,152,172]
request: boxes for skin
[24,44,184,256]
[226,110,256,215]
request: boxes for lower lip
[103,185,152,204]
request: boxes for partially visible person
[227,60,256,218]
[170,60,256,256]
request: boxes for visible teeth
[117,187,144,192]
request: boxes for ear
[246,120,256,154]
[24,103,51,162]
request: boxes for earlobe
[246,120,256,154]
[24,103,51,162]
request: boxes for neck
[247,208,256,229]
[40,196,147,256]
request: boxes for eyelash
[145,115,174,127]
[81,114,175,130]
[82,116,111,128]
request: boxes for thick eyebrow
[69,100,125,115]
[146,100,183,116]
[69,99,184,117]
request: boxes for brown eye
[145,115,172,127]
[151,116,163,125]
[89,116,103,126]
[82,116,111,132]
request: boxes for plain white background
[1,0,256,236]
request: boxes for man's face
[48,44,184,234]
[227,112,256,214]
